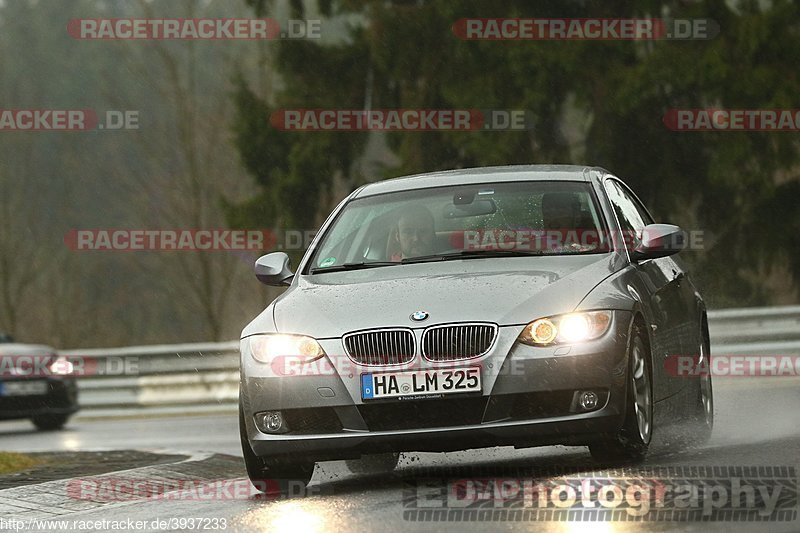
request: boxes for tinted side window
[618,181,654,226]
[604,179,657,254]
[604,180,650,234]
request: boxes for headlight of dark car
[48,355,75,376]
[517,310,613,346]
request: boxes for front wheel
[590,322,653,462]
[31,414,70,431]
[239,404,314,495]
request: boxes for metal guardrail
[62,306,800,418]
[708,305,800,355]
[60,341,240,418]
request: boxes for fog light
[579,391,599,410]
[255,411,288,434]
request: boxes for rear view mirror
[254,252,294,286]
[631,224,686,261]
[443,199,496,219]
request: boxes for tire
[345,453,400,475]
[31,414,70,431]
[589,321,653,463]
[239,404,314,495]
[685,338,714,446]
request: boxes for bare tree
[0,156,50,337]
[102,0,267,340]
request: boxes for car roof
[353,165,611,198]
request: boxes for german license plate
[361,367,481,400]
[0,380,49,396]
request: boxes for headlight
[48,356,75,376]
[247,334,325,364]
[518,311,612,346]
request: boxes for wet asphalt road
[0,377,799,532]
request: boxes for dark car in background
[0,334,79,430]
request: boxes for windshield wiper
[309,261,399,274]
[402,249,545,264]
[310,250,547,273]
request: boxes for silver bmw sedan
[239,165,714,492]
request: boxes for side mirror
[631,224,686,261]
[254,252,294,286]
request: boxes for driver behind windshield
[541,192,581,230]
[388,206,436,261]
[540,192,601,252]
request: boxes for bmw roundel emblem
[410,310,429,321]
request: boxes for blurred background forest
[0,0,798,347]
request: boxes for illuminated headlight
[48,356,75,376]
[518,311,612,346]
[247,334,325,364]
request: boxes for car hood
[251,254,619,339]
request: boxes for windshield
[307,181,609,273]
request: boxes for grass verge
[0,452,41,474]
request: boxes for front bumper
[241,311,632,462]
[0,378,79,420]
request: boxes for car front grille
[421,323,498,361]
[343,328,415,366]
